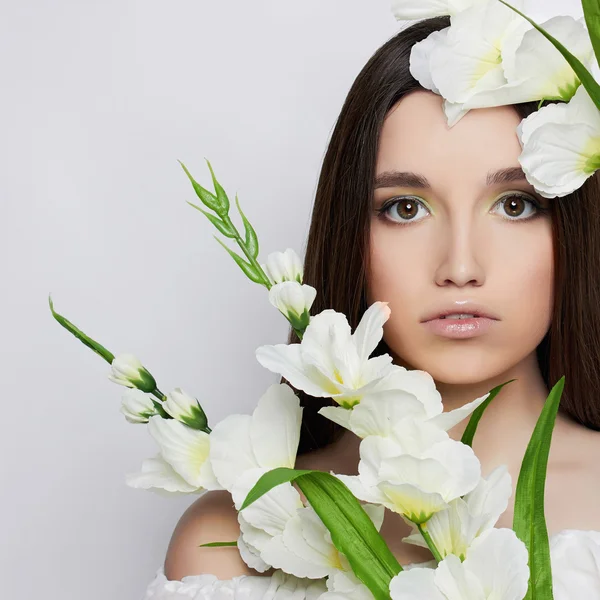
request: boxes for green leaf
[461,379,516,447]
[48,295,115,363]
[186,201,237,238]
[235,193,260,259]
[583,0,600,71]
[213,235,264,284]
[498,0,600,110]
[198,541,238,547]
[179,160,221,214]
[513,376,565,600]
[205,159,230,217]
[242,467,401,600]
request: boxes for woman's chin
[397,348,514,387]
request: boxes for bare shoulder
[546,423,600,533]
[163,490,258,580]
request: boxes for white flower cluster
[118,251,531,597]
[392,0,600,198]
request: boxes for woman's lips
[421,316,496,339]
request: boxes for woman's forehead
[377,90,524,184]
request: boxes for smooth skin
[164,90,600,581]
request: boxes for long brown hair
[280,16,600,454]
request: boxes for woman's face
[368,90,554,384]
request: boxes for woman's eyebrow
[485,166,528,186]
[373,166,528,189]
[374,171,429,189]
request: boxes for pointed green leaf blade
[242,467,401,600]
[498,0,600,110]
[179,160,221,214]
[198,541,238,547]
[205,159,230,217]
[48,295,115,363]
[583,0,600,71]
[513,376,565,600]
[240,467,313,509]
[461,379,516,447]
[186,201,236,238]
[214,236,264,284]
[234,193,260,259]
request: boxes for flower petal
[389,567,445,600]
[434,553,484,600]
[428,392,489,432]
[351,301,391,363]
[551,530,600,600]
[147,416,219,490]
[409,28,448,94]
[347,392,428,438]
[460,528,529,600]
[519,122,600,197]
[255,344,331,397]
[379,481,449,523]
[318,405,353,430]
[125,454,200,494]
[209,414,257,490]
[251,383,302,470]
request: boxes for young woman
[156,14,600,587]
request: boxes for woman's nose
[433,218,486,288]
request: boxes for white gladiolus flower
[409,4,594,127]
[391,0,485,20]
[255,302,396,408]
[261,248,304,285]
[120,388,156,424]
[337,419,481,524]
[109,353,156,392]
[163,387,208,430]
[389,528,529,600]
[246,503,384,581]
[319,368,490,438]
[517,75,600,198]
[210,384,385,579]
[209,383,302,495]
[403,465,512,559]
[551,530,600,600]
[268,281,317,331]
[137,415,221,492]
[210,384,310,573]
[459,16,594,110]
[235,483,306,575]
[410,0,528,108]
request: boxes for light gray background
[0,0,582,598]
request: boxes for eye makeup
[373,191,549,226]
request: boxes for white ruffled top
[143,529,600,599]
[143,567,328,599]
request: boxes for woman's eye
[375,193,544,226]
[376,197,430,225]
[491,194,541,221]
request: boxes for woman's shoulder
[163,490,259,580]
[545,419,600,532]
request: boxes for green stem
[218,213,310,340]
[152,388,166,401]
[221,214,272,289]
[417,523,443,563]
